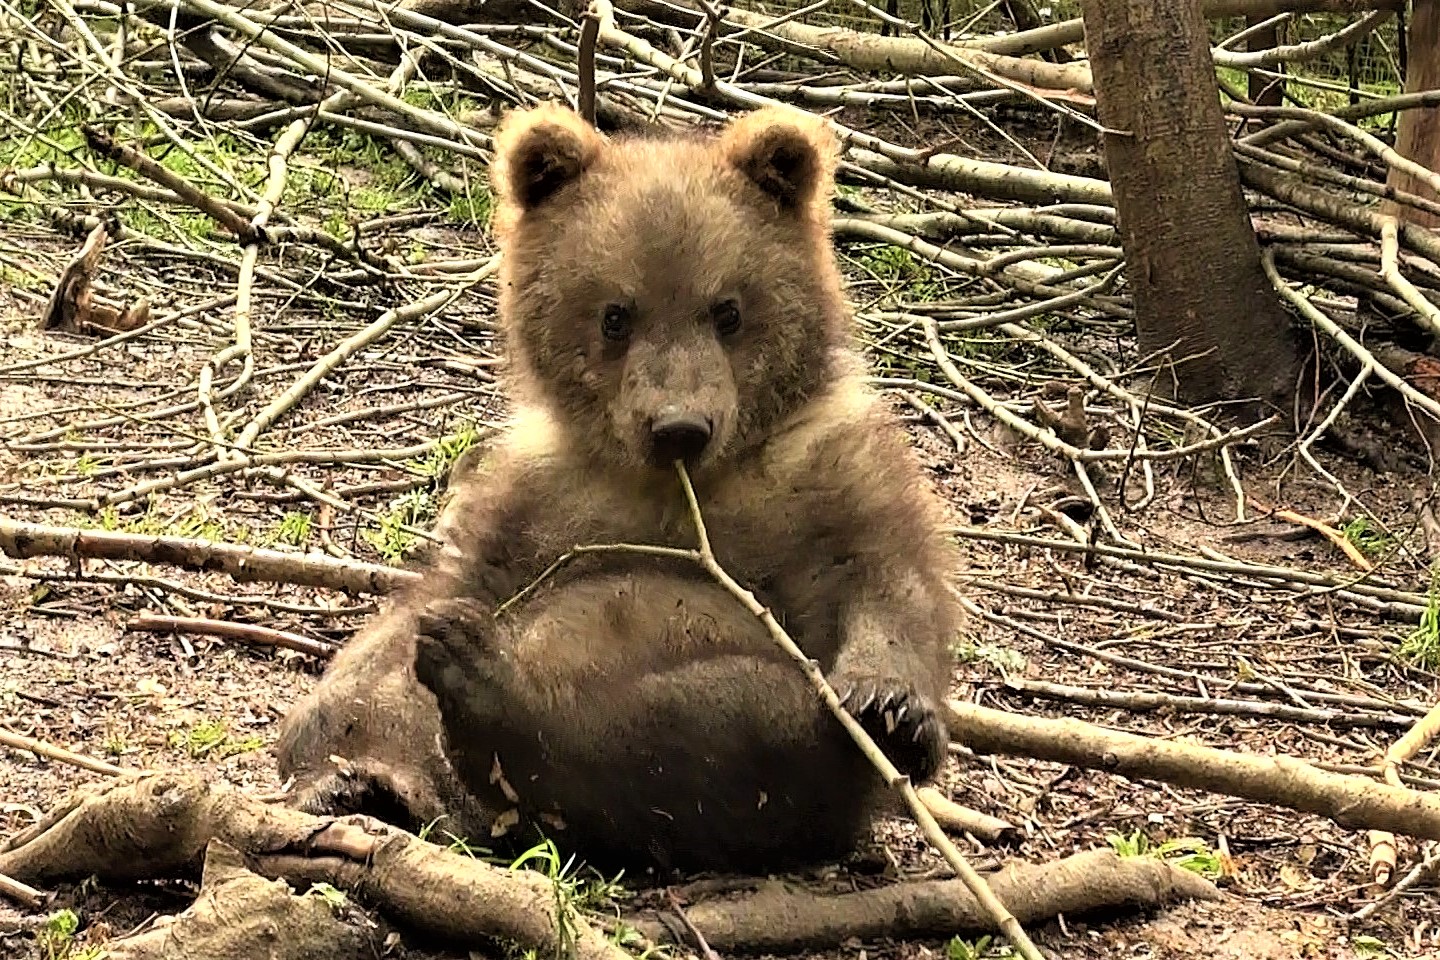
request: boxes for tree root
[105,840,372,959]
[635,848,1219,954]
[1,773,1220,958]
[0,773,630,960]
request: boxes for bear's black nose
[650,411,713,465]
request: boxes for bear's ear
[719,106,837,212]
[492,102,604,211]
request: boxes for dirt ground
[3,141,1440,960]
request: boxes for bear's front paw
[413,598,509,721]
[831,673,947,783]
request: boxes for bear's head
[489,102,850,475]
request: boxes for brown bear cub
[275,101,964,876]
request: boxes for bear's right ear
[492,102,604,211]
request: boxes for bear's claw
[831,673,947,783]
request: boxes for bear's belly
[471,571,880,873]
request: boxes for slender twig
[126,613,336,659]
[578,1,601,124]
[669,463,1045,960]
[0,727,139,778]
[0,870,46,909]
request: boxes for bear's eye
[601,303,632,342]
[712,300,742,338]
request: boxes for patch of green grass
[0,114,87,171]
[866,341,938,383]
[952,641,1027,675]
[0,262,46,291]
[366,432,485,523]
[1107,828,1150,858]
[855,245,945,302]
[277,124,436,232]
[306,882,349,913]
[1153,837,1225,879]
[168,719,264,760]
[170,508,226,542]
[1352,934,1402,957]
[947,934,1015,960]
[119,204,218,244]
[91,502,228,541]
[400,86,485,115]
[449,188,492,226]
[506,838,629,957]
[35,908,103,960]
[362,489,436,564]
[1341,515,1395,559]
[1401,569,1440,670]
[1214,65,1249,94]
[274,510,314,547]
[412,426,484,481]
[1107,830,1225,879]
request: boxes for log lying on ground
[0,514,413,595]
[949,700,1440,840]
[0,773,629,960]
[635,848,1218,953]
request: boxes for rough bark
[1384,0,1440,229]
[1082,0,1301,410]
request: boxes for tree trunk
[1384,0,1440,229]
[1247,17,1285,105]
[1081,0,1300,410]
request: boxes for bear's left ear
[719,106,837,213]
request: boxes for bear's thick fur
[275,102,964,875]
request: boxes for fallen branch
[948,700,1440,842]
[0,514,414,595]
[0,870,45,910]
[0,727,139,779]
[948,525,1430,615]
[80,125,258,242]
[1005,676,1414,729]
[916,787,1017,844]
[1272,507,1374,572]
[126,613,337,659]
[633,848,1218,953]
[1368,695,1440,886]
